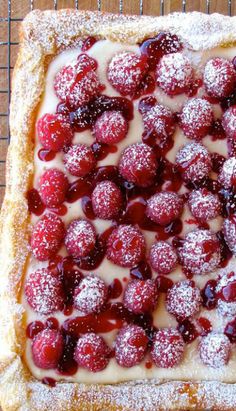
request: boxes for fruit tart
[1,9,236,411]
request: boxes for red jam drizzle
[57,333,78,376]
[45,317,59,330]
[91,142,118,161]
[224,318,236,343]
[155,276,174,293]
[198,317,212,336]
[49,204,68,216]
[217,272,236,302]
[42,377,56,387]
[132,74,155,100]
[27,189,45,216]
[108,278,123,299]
[201,280,217,310]
[145,361,153,369]
[26,321,44,339]
[177,319,198,343]
[209,120,226,141]
[130,261,152,280]
[38,148,56,162]
[81,195,95,220]
[81,36,97,52]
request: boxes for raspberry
[188,188,221,222]
[156,52,193,95]
[199,332,231,368]
[91,180,123,220]
[166,280,201,321]
[175,142,212,182]
[179,98,213,140]
[151,328,184,368]
[39,168,68,207]
[142,103,176,140]
[74,275,108,314]
[30,213,65,261]
[54,54,102,108]
[74,333,110,372]
[222,105,236,140]
[179,229,221,275]
[203,57,236,99]
[65,219,96,258]
[94,111,128,144]
[63,144,96,177]
[107,224,146,268]
[32,329,64,369]
[115,324,148,367]
[223,215,236,255]
[107,51,148,96]
[218,157,236,188]
[123,279,158,314]
[149,241,177,274]
[216,271,236,318]
[119,143,157,187]
[25,268,64,315]
[146,192,183,226]
[36,113,73,152]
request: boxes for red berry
[142,103,176,140]
[188,188,221,222]
[107,224,146,268]
[119,143,157,187]
[151,328,184,368]
[32,329,64,369]
[107,51,148,96]
[179,229,221,275]
[166,280,201,321]
[156,52,193,95]
[146,191,183,226]
[30,213,65,261]
[222,105,236,140]
[216,271,236,318]
[54,54,102,108]
[175,142,212,182]
[63,144,96,177]
[223,215,236,255]
[65,219,96,258]
[179,98,213,140]
[123,279,158,314]
[92,180,123,220]
[74,275,108,314]
[39,168,68,207]
[203,57,236,99]
[115,324,148,367]
[74,333,110,372]
[36,113,73,152]
[199,332,231,368]
[25,268,64,315]
[218,157,236,188]
[149,241,177,274]
[94,111,128,144]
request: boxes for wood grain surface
[0,0,235,206]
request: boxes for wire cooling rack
[0,0,235,204]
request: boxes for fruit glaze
[23,33,236,386]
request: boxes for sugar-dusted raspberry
[188,188,221,222]
[123,279,158,314]
[74,275,108,314]
[74,333,110,372]
[216,271,236,318]
[203,57,236,99]
[142,103,176,140]
[118,143,157,187]
[149,241,177,274]
[222,105,236,140]
[39,168,69,207]
[146,192,183,226]
[94,111,128,144]
[54,54,103,108]
[107,51,148,96]
[91,180,123,220]
[25,268,64,315]
[107,224,146,268]
[223,215,236,255]
[65,219,96,258]
[32,329,64,369]
[30,213,65,261]
[151,328,184,368]
[156,52,193,95]
[63,144,96,177]
[166,280,201,321]
[218,157,236,189]
[179,229,221,275]
[179,98,213,140]
[175,142,212,182]
[115,324,148,367]
[199,332,231,368]
[36,113,73,152]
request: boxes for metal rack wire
[0,0,234,195]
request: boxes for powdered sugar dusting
[166,280,201,320]
[199,332,231,368]
[218,157,236,189]
[74,275,108,314]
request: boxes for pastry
[1,9,236,410]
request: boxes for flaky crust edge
[1,9,236,411]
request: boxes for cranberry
[224,318,236,342]
[151,328,184,368]
[203,57,236,99]
[188,188,221,222]
[123,279,158,314]
[175,142,212,182]
[91,180,123,219]
[74,333,110,372]
[63,144,96,177]
[65,219,96,258]
[222,105,236,140]
[216,271,236,318]
[74,275,108,314]
[199,332,231,368]
[115,324,148,367]
[218,157,236,189]
[166,280,201,321]
[39,168,68,207]
[179,98,213,140]
[146,192,183,226]
[201,279,217,310]
[149,241,177,274]
[223,215,236,255]
[93,111,128,144]
[142,103,176,141]
[36,113,73,152]
[32,329,64,369]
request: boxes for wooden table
[0,0,235,206]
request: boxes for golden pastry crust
[1,9,236,410]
